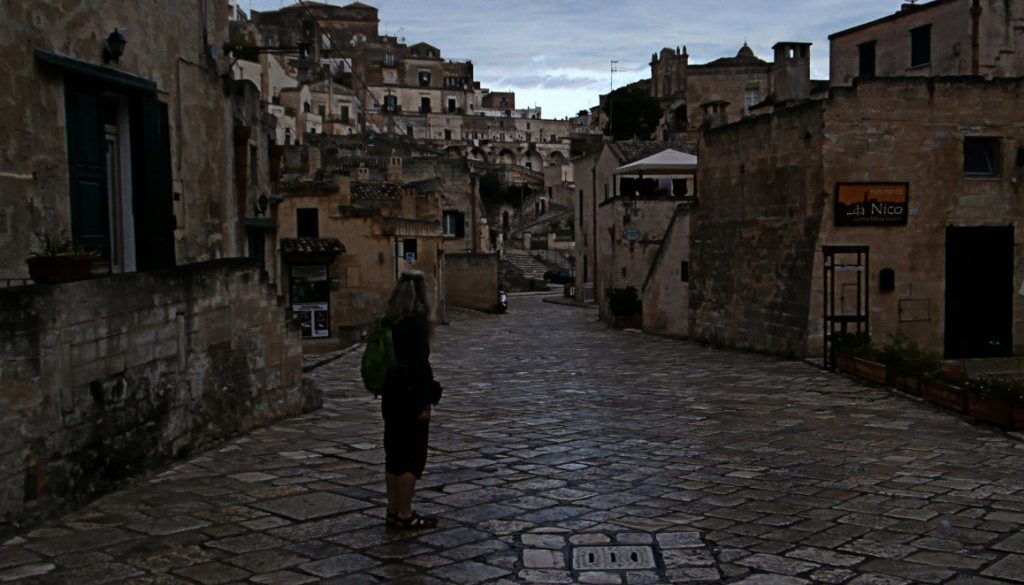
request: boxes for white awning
[614,149,698,175]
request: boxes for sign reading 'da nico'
[834,182,909,227]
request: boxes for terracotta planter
[852,357,888,385]
[26,255,94,284]
[889,370,922,396]
[921,381,967,413]
[1013,403,1024,431]
[967,393,1015,429]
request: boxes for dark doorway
[945,226,1013,358]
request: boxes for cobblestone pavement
[3,295,1024,584]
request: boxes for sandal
[385,512,402,528]
[389,511,438,530]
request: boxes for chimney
[701,100,730,130]
[771,42,811,103]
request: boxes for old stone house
[0,1,318,529]
[275,174,445,342]
[649,41,819,141]
[694,76,1023,360]
[829,0,1024,85]
[572,141,695,320]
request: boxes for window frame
[963,136,1001,178]
[910,24,931,68]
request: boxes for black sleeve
[392,317,432,410]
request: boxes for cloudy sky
[246,0,904,119]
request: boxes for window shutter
[454,212,465,238]
[65,81,110,255]
[131,96,175,270]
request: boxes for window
[340,105,349,122]
[383,94,397,112]
[578,189,584,225]
[744,88,759,114]
[303,102,311,113]
[447,97,456,113]
[444,129,451,140]
[317,104,325,117]
[680,261,690,282]
[910,25,931,67]
[402,238,417,262]
[297,208,319,238]
[418,71,431,87]
[384,52,394,66]
[420,97,430,113]
[964,137,1001,177]
[442,210,465,238]
[63,79,175,272]
[383,69,397,84]
[858,41,876,77]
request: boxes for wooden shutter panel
[65,81,110,255]
[454,212,465,238]
[131,96,175,270]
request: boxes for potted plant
[607,286,642,329]
[876,334,943,397]
[963,376,1024,430]
[832,332,888,384]
[25,230,96,284]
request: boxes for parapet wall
[0,260,320,531]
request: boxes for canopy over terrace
[614,148,698,199]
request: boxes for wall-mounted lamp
[103,28,127,64]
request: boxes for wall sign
[834,182,909,226]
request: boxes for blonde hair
[385,270,435,337]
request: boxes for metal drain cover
[572,546,657,570]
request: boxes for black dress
[381,315,432,477]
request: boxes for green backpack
[360,317,399,396]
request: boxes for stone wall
[445,253,499,312]
[691,104,825,356]
[0,260,319,531]
[0,0,239,275]
[811,77,1024,357]
[642,206,693,338]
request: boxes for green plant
[29,230,94,258]
[876,334,944,378]
[832,332,875,359]
[962,376,1024,403]
[607,286,641,317]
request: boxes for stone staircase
[503,249,554,282]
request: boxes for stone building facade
[694,76,1024,360]
[829,0,1024,85]
[648,42,815,141]
[1,1,316,529]
[572,141,694,320]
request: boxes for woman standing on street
[382,270,440,530]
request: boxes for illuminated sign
[834,183,909,226]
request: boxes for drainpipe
[970,0,981,76]
[591,163,599,308]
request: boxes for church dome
[736,43,755,59]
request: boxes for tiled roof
[352,182,402,202]
[280,238,345,255]
[609,141,695,164]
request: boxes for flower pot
[967,393,1014,429]
[26,255,94,284]
[921,381,967,413]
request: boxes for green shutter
[65,81,110,255]
[131,96,175,270]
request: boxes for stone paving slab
[1,296,1023,583]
